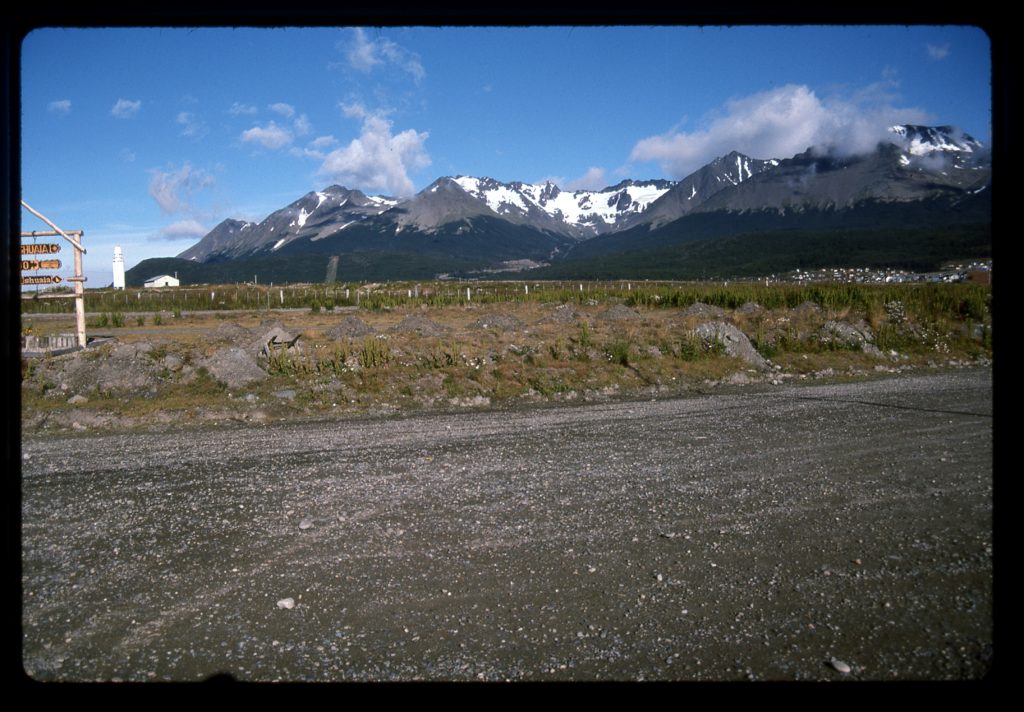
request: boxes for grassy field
[21,280,992,430]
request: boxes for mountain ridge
[144,124,989,284]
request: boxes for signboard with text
[22,275,64,285]
[21,259,62,271]
[22,243,61,255]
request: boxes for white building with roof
[143,274,180,288]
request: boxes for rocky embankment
[21,299,992,433]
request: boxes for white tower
[112,245,126,290]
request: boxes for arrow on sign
[21,243,61,255]
[22,275,63,285]
[21,259,63,271]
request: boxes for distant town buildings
[761,260,991,286]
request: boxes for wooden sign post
[20,201,88,349]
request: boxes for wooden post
[20,200,88,348]
[71,232,86,348]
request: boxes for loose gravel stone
[829,658,852,674]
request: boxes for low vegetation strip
[21,282,991,433]
[21,279,990,320]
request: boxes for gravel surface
[21,367,993,681]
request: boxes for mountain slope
[622,151,780,229]
[178,185,398,262]
[157,124,989,283]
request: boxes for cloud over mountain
[630,83,931,178]
[566,167,609,191]
[316,103,430,198]
[150,218,208,242]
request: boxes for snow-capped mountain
[179,185,398,262]
[623,151,780,229]
[683,126,989,216]
[166,124,989,282]
[449,176,675,237]
[888,124,985,167]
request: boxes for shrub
[359,337,391,369]
[578,321,592,349]
[607,338,632,367]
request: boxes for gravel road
[21,367,993,681]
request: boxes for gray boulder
[58,342,162,395]
[201,347,267,388]
[693,321,770,371]
[255,327,301,358]
[821,320,883,357]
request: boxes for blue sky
[20,25,991,285]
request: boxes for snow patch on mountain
[452,175,673,235]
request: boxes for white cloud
[269,102,295,118]
[150,219,208,242]
[240,121,293,150]
[48,99,71,114]
[927,43,951,61]
[310,135,337,149]
[147,163,214,215]
[291,135,337,160]
[177,111,208,139]
[111,98,141,119]
[316,103,430,197]
[629,83,931,179]
[293,113,312,136]
[566,167,608,191]
[344,27,426,81]
[119,148,136,163]
[228,102,258,115]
